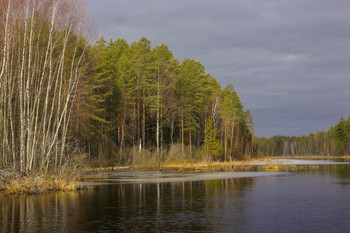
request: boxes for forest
[0,0,349,176]
[75,36,255,165]
[0,0,254,174]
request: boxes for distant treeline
[254,116,350,156]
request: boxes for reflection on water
[0,178,253,233]
[319,164,350,179]
[1,164,350,233]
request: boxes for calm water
[1,164,350,233]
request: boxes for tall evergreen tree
[176,58,210,154]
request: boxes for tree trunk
[181,112,184,153]
[156,73,160,155]
[142,75,146,149]
[224,120,227,162]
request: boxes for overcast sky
[84,0,350,138]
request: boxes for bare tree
[0,0,89,173]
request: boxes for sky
[84,0,350,138]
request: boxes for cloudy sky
[84,0,350,138]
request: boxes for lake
[1,162,350,232]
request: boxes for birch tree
[0,0,89,173]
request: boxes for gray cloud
[84,0,350,137]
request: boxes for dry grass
[97,144,215,170]
[159,158,260,172]
[87,154,350,172]
[0,154,88,195]
[134,155,346,172]
[0,171,81,195]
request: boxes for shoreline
[101,155,350,171]
[2,156,350,194]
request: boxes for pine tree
[221,83,245,159]
[203,118,223,159]
[176,59,212,153]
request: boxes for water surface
[1,162,350,233]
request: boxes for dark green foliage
[176,59,209,135]
[203,118,223,159]
[78,37,254,162]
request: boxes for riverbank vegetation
[0,169,81,194]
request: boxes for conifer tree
[176,59,210,154]
[203,118,223,159]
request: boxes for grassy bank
[0,170,82,195]
[104,155,349,172]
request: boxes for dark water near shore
[1,164,350,233]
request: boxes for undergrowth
[0,154,87,195]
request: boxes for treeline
[254,116,350,156]
[75,36,254,164]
